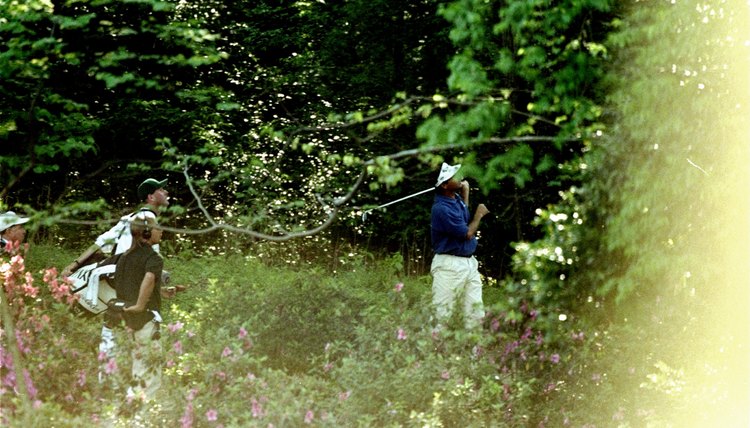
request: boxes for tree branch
[49,133,572,241]
[176,162,342,241]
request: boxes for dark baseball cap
[137,178,167,200]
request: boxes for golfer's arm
[460,182,470,205]
[466,206,489,239]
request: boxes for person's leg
[130,321,163,401]
[462,257,484,330]
[98,323,117,384]
[432,255,463,329]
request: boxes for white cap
[435,163,461,187]
[0,211,30,233]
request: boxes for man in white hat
[0,211,30,251]
[431,163,489,330]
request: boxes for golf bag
[69,257,170,315]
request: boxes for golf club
[361,187,435,221]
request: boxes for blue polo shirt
[431,194,477,257]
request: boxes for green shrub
[8,242,713,427]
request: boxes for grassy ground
[4,242,747,427]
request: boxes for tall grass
[5,242,739,427]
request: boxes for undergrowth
[2,242,743,427]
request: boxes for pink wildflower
[397,328,407,341]
[536,333,544,346]
[173,340,184,355]
[44,268,75,303]
[206,409,218,421]
[304,410,314,424]
[15,331,30,353]
[238,327,248,338]
[550,354,560,364]
[221,347,232,358]
[187,388,199,401]
[168,321,184,333]
[521,327,533,340]
[105,358,117,374]
[394,282,404,292]
[21,273,39,298]
[180,402,194,428]
[23,370,37,398]
[440,371,450,380]
[251,398,264,418]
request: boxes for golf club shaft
[362,187,434,220]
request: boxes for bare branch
[183,163,218,227]
[175,160,342,242]
[48,133,572,242]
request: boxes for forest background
[1,0,748,426]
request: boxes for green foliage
[504,185,599,333]
[1,0,614,290]
[181,255,392,372]
[502,0,749,425]
[1,243,588,426]
[1,0,224,207]
[7,206,749,427]
[589,0,749,305]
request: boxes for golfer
[430,163,489,330]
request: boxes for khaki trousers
[431,254,484,329]
[129,320,162,401]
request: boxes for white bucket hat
[0,211,30,233]
[435,162,461,187]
